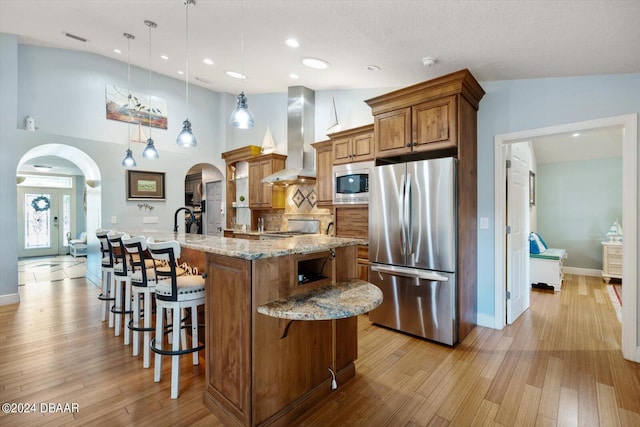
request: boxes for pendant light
[230,0,254,129]
[121,32,137,168]
[176,0,197,147]
[142,19,159,159]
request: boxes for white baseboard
[563,267,602,277]
[0,293,20,306]
[477,312,501,330]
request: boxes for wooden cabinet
[335,205,369,281]
[203,246,359,426]
[365,69,485,344]
[221,145,262,229]
[311,139,333,206]
[247,153,286,209]
[374,95,457,157]
[330,124,374,164]
[602,241,623,283]
[367,70,483,160]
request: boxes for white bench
[530,248,567,291]
[68,232,87,257]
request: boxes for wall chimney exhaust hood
[262,86,316,185]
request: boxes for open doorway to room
[494,114,638,362]
[183,163,223,236]
[17,144,102,284]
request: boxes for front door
[18,187,72,257]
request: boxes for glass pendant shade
[122,148,137,167]
[177,119,197,147]
[142,137,159,159]
[230,92,255,129]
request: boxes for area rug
[606,284,622,322]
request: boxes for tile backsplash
[260,184,333,234]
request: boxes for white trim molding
[494,114,638,362]
[563,267,602,277]
[0,293,20,306]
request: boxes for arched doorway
[184,163,224,236]
[17,144,103,283]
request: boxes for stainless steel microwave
[332,161,374,204]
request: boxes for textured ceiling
[1,0,639,94]
[5,0,634,172]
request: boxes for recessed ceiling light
[203,58,214,65]
[301,57,330,70]
[285,38,300,48]
[225,70,246,80]
[572,132,580,137]
[177,70,184,75]
[160,54,169,60]
[113,48,122,54]
[365,65,380,71]
[33,165,52,172]
[289,73,299,79]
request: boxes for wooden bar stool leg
[143,290,153,368]
[171,305,182,399]
[132,289,140,356]
[154,305,164,383]
[113,277,123,336]
[123,279,132,345]
[192,305,199,365]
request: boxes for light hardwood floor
[1,257,639,426]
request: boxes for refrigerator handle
[371,264,449,281]
[400,174,406,255]
[405,173,412,251]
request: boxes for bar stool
[148,240,205,399]
[123,236,158,368]
[96,229,115,326]
[107,231,133,344]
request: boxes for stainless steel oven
[332,161,374,204]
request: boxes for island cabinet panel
[204,253,252,425]
[203,245,359,427]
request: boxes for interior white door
[206,181,223,236]
[506,142,531,324]
[18,188,72,257]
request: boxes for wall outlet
[480,217,489,229]
[111,216,117,224]
[143,216,159,224]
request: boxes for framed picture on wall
[127,170,165,201]
[529,171,536,206]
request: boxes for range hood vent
[262,86,316,185]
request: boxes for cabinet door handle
[406,142,412,148]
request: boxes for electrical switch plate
[480,217,489,229]
[111,216,117,224]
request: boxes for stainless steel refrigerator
[368,157,457,345]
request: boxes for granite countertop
[256,279,383,320]
[119,229,366,261]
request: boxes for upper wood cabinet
[366,69,483,159]
[330,124,374,164]
[311,139,333,206]
[247,153,286,209]
[222,145,262,229]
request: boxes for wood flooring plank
[2,257,639,426]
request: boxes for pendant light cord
[185,0,191,115]
[146,20,155,140]
[240,0,245,88]
[126,33,133,149]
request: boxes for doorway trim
[493,114,638,362]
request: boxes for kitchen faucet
[325,221,334,235]
[174,207,196,233]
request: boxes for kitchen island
[121,230,375,426]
